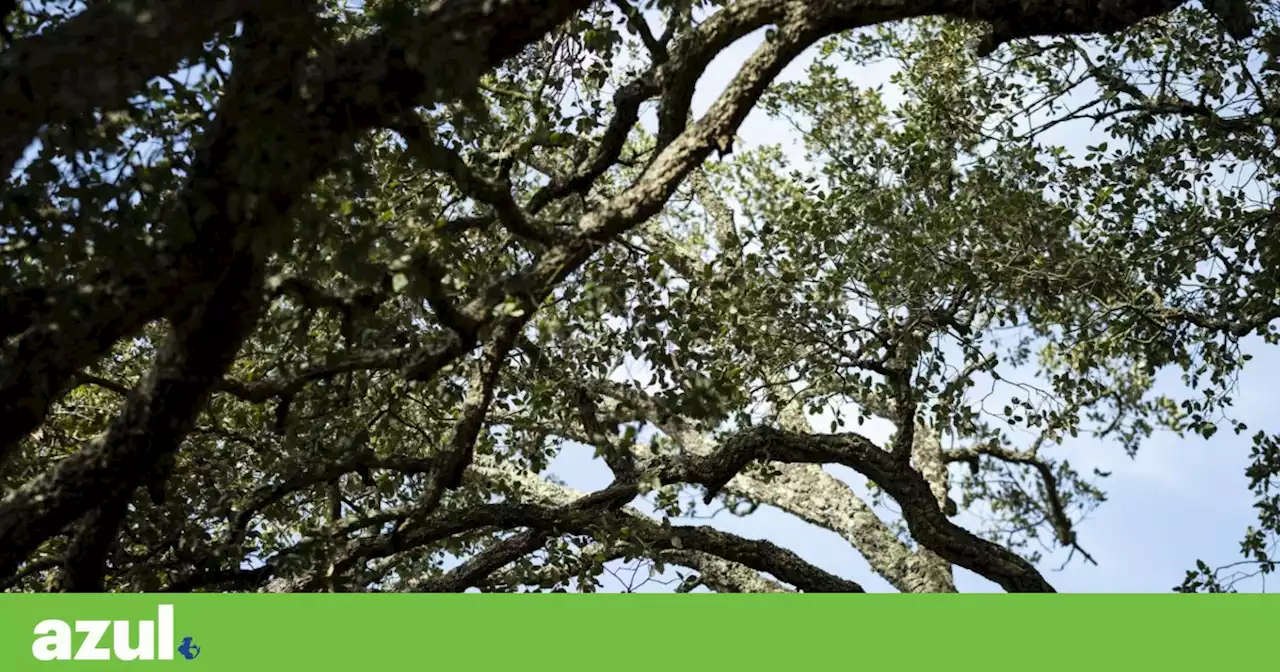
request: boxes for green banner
[0,595,1273,669]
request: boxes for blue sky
[540,26,1278,594]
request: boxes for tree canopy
[0,0,1276,593]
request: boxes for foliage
[0,0,1275,593]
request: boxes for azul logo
[31,604,201,661]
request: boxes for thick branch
[0,0,260,175]
[907,423,956,586]
[469,458,857,593]
[410,530,546,592]
[0,253,269,579]
[55,497,130,592]
[718,376,952,591]
[0,0,317,458]
[723,465,954,592]
[0,0,588,455]
[969,0,1189,56]
[411,318,525,518]
[660,426,1055,592]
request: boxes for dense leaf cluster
[0,0,1274,593]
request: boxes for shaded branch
[226,453,437,549]
[394,113,558,244]
[0,0,260,175]
[56,496,130,592]
[0,556,59,591]
[410,317,525,518]
[0,251,269,579]
[0,0,589,457]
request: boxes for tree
[0,0,1268,593]
[903,0,1280,590]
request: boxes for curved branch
[227,454,437,549]
[723,465,953,592]
[0,253,269,578]
[411,530,548,593]
[478,539,790,593]
[751,373,954,592]
[469,458,858,593]
[644,519,863,592]
[908,424,957,584]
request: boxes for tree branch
[394,112,558,244]
[410,530,547,592]
[658,425,1055,592]
[0,0,588,456]
[410,317,525,519]
[945,440,1093,561]
[0,0,260,175]
[56,496,130,592]
[0,252,269,579]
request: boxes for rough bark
[654,426,1056,592]
[908,423,957,587]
